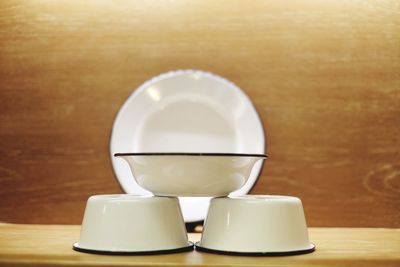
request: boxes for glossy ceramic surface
[109,69,266,222]
[198,195,314,254]
[114,153,266,197]
[74,195,191,253]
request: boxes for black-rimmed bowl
[114,153,267,197]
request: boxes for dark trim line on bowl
[114,152,268,158]
[195,242,315,257]
[73,242,194,255]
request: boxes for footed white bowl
[115,153,266,197]
[74,194,192,254]
[197,195,315,255]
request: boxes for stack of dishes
[73,70,314,255]
[109,69,266,222]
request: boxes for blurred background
[0,0,399,227]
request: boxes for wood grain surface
[0,223,399,267]
[0,0,399,226]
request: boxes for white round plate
[110,70,265,222]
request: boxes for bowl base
[195,242,315,256]
[73,242,194,255]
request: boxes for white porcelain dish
[110,70,266,222]
[73,194,193,255]
[197,195,315,256]
[114,153,266,197]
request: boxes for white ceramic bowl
[73,194,193,254]
[114,153,266,197]
[197,195,315,255]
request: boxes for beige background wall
[0,0,399,226]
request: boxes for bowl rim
[114,152,267,158]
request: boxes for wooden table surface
[0,223,399,267]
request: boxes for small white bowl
[197,195,315,256]
[114,153,266,197]
[73,194,193,254]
